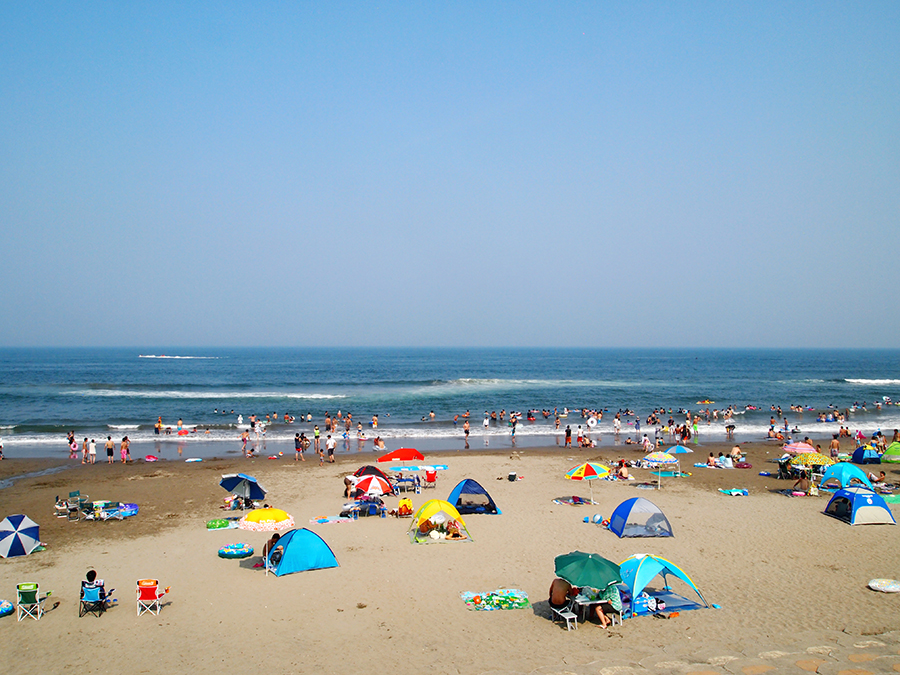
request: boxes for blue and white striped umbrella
[0,514,40,558]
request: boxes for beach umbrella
[783,442,816,456]
[667,445,693,454]
[239,508,294,532]
[554,551,621,591]
[355,475,392,496]
[219,473,267,501]
[564,462,609,502]
[643,452,678,489]
[789,452,834,468]
[0,514,40,558]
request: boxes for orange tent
[377,448,424,463]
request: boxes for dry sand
[1,442,900,675]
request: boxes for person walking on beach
[294,434,306,462]
[88,438,96,464]
[326,434,336,463]
[564,425,572,447]
[121,436,131,463]
[105,436,115,464]
[463,420,470,449]
[82,438,88,464]
[313,425,321,453]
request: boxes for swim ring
[118,503,139,518]
[0,600,13,617]
[868,578,900,593]
[218,543,254,559]
[587,417,597,428]
[207,519,229,530]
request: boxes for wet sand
[1,441,899,674]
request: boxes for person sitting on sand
[707,452,717,467]
[261,533,281,559]
[793,471,811,494]
[730,445,742,461]
[616,460,629,480]
[549,577,575,611]
[624,437,634,445]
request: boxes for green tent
[882,441,900,464]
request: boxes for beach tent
[881,442,900,464]
[265,528,339,577]
[608,498,673,538]
[354,465,390,481]
[819,463,873,490]
[851,446,881,465]
[618,554,709,619]
[447,479,501,515]
[377,448,424,463]
[823,487,896,526]
[408,499,472,543]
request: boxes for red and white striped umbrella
[355,475,392,496]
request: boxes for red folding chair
[423,470,437,489]
[136,579,169,616]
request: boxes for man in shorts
[88,439,96,464]
[325,435,336,464]
[294,433,305,462]
[105,436,115,464]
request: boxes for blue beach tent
[608,497,673,538]
[619,554,709,619]
[447,479,501,515]
[819,463,873,490]
[265,528,339,577]
[823,487,896,526]
[851,446,881,465]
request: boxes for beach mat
[552,496,598,506]
[460,589,530,611]
[309,516,355,524]
[718,489,749,496]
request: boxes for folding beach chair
[17,582,43,621]
[550,598,578,631]
[423,470,437,489]
[79,584,106,618]
[136,579,167,616]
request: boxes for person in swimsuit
[549,578,574,611]
[105,436,115,464]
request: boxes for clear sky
[1,2,897,348]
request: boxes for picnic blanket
[552,496,598,506]
[460,589,530,611]
[309,516,355,524]
[718,489,749,496]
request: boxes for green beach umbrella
[554,551,621,591]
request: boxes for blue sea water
[0,347,898,458]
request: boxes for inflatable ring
[207,518,229,530]
[868,578,900,593]
[0,600,13,617]
[587,418,597,428]
[218,543,254,559]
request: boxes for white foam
[138,355,219,359]
[107,424,140,429]
[68,389,346,400]
[845,379,900,386]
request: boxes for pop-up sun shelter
[408,499,472,543]
[851,446,881,465]
[608,498,673,538]
[354,465,390,481]
[882,442,900,464]
[447,479,501,514]
[265,528,339,576]
[823,487,896,526]
[618,554,709,619]
[819,463,873,490]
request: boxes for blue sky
[1,2,897,348]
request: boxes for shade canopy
[554,551,621,591]
[0,514,40,558]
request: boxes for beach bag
[808,484,819,497]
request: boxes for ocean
[0,347,898,459]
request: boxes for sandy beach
[1,441,899,675]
